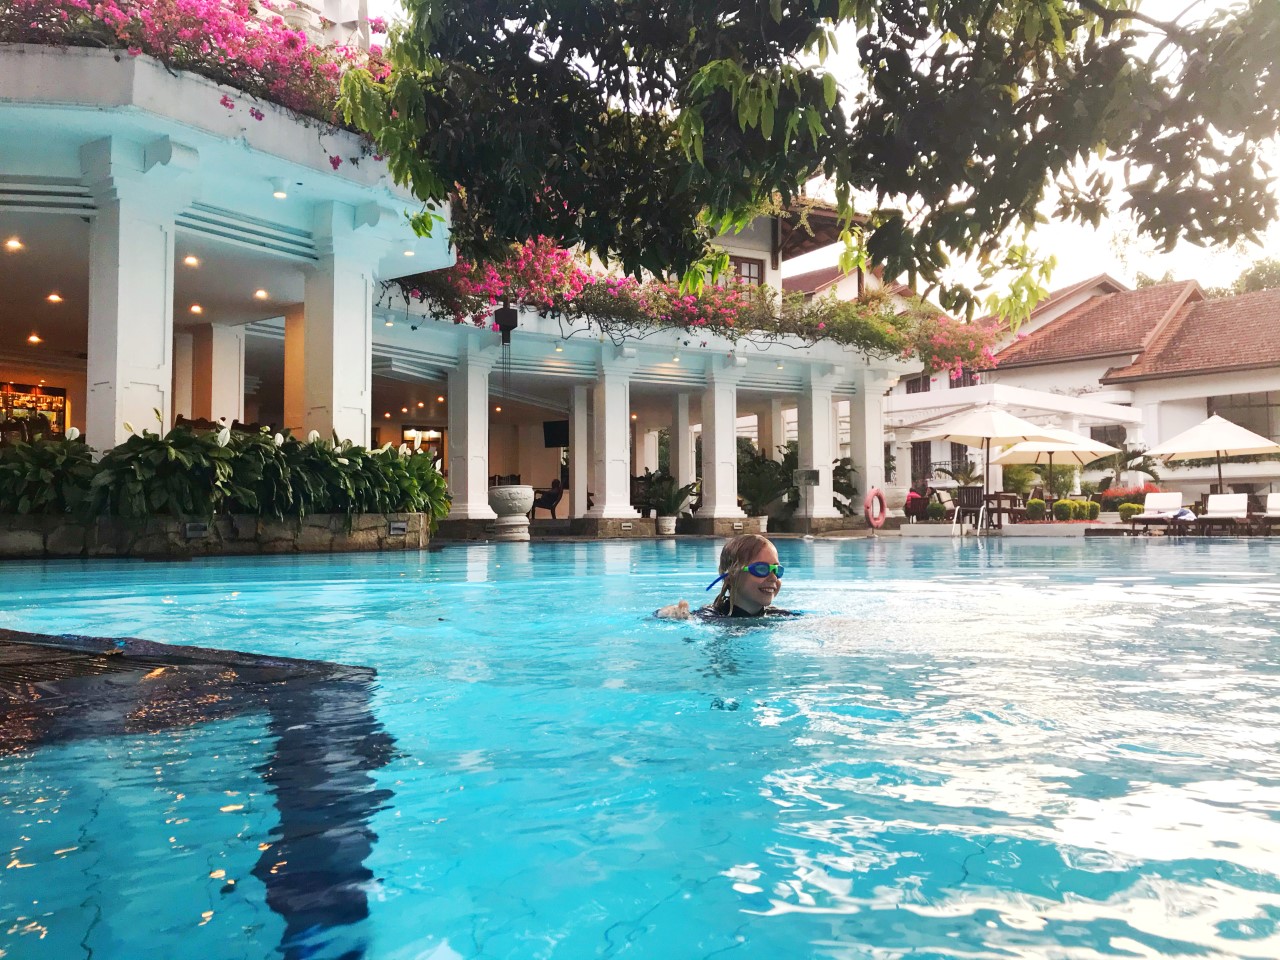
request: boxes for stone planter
[755,515,769,534]
[656,515,677,536]
[487,484,534,542]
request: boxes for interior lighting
[401,406,409,414]
[630,413,638,421]
[183,255,200,267]
[402,242,415,257]
[417,401,425,408]
[46,293,63,303]
[4,237,22,252]
[270,178,288,199]
[27,333,42,344]
[554,343,563,352]
[384,412,391,419]
[436,395,445,403]
[385,318,394,327]
[189,304,203,314]
[494,405,502,413]
[254,289,268,299]
[776,359,784,370]
[672,352,680,363]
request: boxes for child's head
[712,534,782,614]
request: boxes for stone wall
[0,513,428,559]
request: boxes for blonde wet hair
[711,533,773,614]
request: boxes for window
[953,368,978,388]
[1090,424,1127,448]
[950,442,969,470]
[1209,391,1280,443]
[727,255,764,287]
[910,441,931,483]
[904,374,930,395]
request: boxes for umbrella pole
[1217,451,1224,494]
[984,440,991,531]
[1048,452,1054,500]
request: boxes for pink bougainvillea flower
[329,155,343,170]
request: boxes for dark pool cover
[0,627,396,960]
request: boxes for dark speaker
[543,419,570,448]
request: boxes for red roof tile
[996,281,1199,368]
[782,264,846,294]
[1103,288,1280,382]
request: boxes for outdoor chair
[1195,493,1251,536]
[1252,493,1280,536]
[1130,492,1184,535]
[952,486,985,531]
[530,480,564,519]
[933,489,956,521]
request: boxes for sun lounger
[1195,493,1251,536]
[1251,492,1280,536]
[1130,492,1183,534]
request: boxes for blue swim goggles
[706,562,785,591]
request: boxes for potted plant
[737,450,792,532]
[647,473,699,535]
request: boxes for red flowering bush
[907,311,1002,381]
[1099,483,1163,511]
[1,0,388,123]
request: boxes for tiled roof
[1103,287,1280,382]
[996,280,1199,368]
[782,265,845,294]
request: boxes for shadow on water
[0,628,394,960]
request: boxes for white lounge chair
[1254,493,1280,535]
[1130,491,1183,534]
[1195,493,1251,535]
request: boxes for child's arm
[654,599,691,620]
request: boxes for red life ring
[864,488,887,529]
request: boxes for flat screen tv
[543,419,570,448]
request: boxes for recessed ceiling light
[402,242,415,257]
[5,238,24,252]
[183,255,200,267]
[189,304,203,314]
[436,395,445,403]
[253,289,268,299]
[401,406,408,413]
[384,412,391,419]
[776,360,784,369]
[270,177,288,199]
[385,318,394,327]
[630,413,638,420]
[417,401,424,408]
[554,343,563,352]
[494,405,502,413]
[46,293,62,303]
[27,333,42,344]
[672,353,680,362]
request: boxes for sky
[364,0,1278,295]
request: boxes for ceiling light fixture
[385,318,394,327]
[183,255,200,267]
[46,293,63,303]
[417,401,424,408]
[672,352,680,363]
[436,395,445,403]
[630,413,638,421]
[401,406,409,413]
[554,343,563,352]
[776,359,784,370]
[402,242,415,257]
[384,412,391,419]
[494,405,502,413]
[4,237,23,252]
[254,288,268,299]
[27,333,42,344]
[270,177,288,199]
[190,304,203,314]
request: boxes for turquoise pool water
[2,538,1280,959]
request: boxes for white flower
[123,421,135,434]
[307,430,320,443]
[378,441,393,454]
[397,443,410,457]
[412,433,422,450]
[216,426,231,447]
[337,457,350,466]
[273,433,285,447]
[65,427,80,441]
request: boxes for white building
[1,44,915,534]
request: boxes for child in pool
[655,533,792,619]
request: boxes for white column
[446,344,497,520]
[697,361,746,518]
[757,399,785,461]
[191,324,245,424]
[286,203,376,444]
[570,384,590,518]
[172,331,193,422]
[633,426,659,474]
[81,136,195,447]
[797,367,842,518]
[671,393,695,488]
[849,373,890,492]
[586,355,639,518]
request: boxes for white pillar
[81,136,194,447]
[286,203,376,444]
[798,368,842,518]
[671,393,695,488]
[633,426,659,475]
[191,324,245,424]
[446,344,497,520]
[849,373,890,492]
[570,384,590,518]
[697,361,746,518]
[757,399,785,461]
[586,355,639,518]
[172,331,193,422]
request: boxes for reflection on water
[0,539,1279,959]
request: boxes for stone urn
[487,484,534,542]
[656,515,677,536]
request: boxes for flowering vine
[1,0,389,124]
[389,237,1000,373]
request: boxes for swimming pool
[2,537,1279,959]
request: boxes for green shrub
[1025,498,1046,521]
[1085,499,1101,520]
[88,424,235,519]
[1052,499,1075,521]
[926,500,946,521]
[1118,502,1143,523]
[0,436,95,514]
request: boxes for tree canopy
[340,0,1280,315]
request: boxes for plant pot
[487,484,534,542]
[756,515,768,534]
[656,515,677,536]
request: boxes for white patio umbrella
[992,433,1121,499]
[1144,414,1280,492]
[916,406,1060,512]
